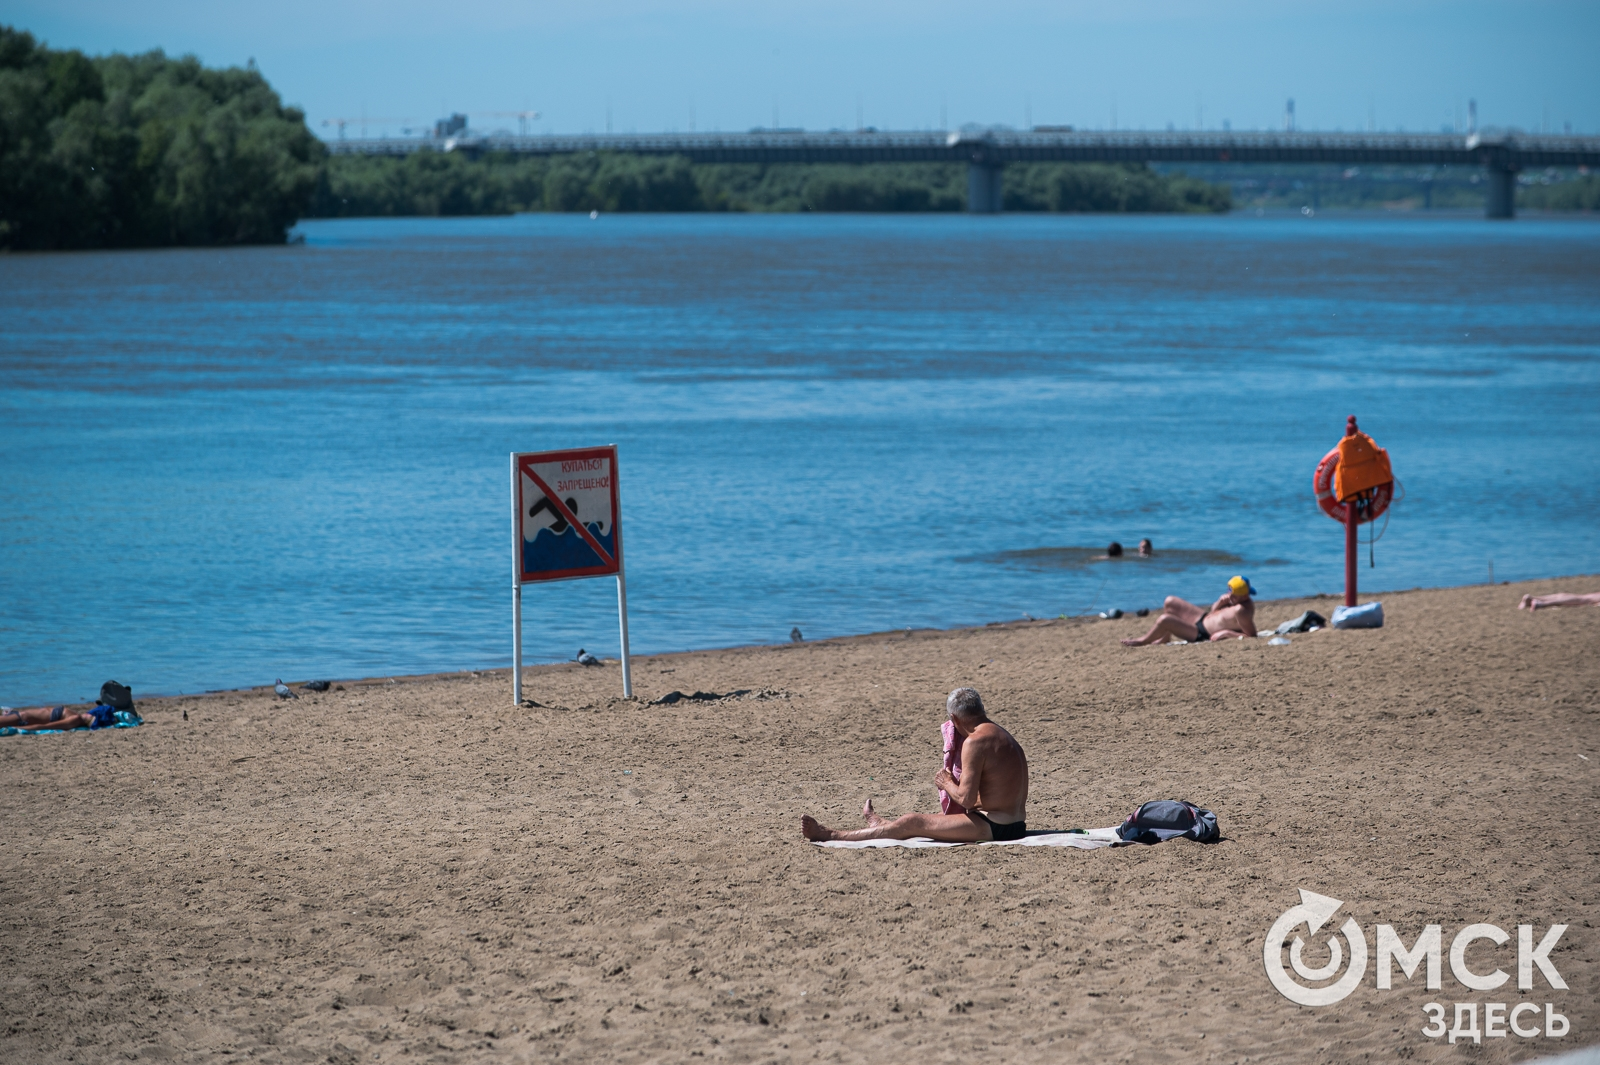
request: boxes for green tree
[0,26,324,249]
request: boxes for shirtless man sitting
[800,688,1028,843]
[1122,575,1258,646]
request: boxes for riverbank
[2,576,1596,1063]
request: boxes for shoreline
[21,572,1596,712]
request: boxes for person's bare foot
[1519,594,1532,610]
[800,815,835,842]
[862,798,887,827]
[1120,637,1147,647]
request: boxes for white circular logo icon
[1263,889,1368,1006]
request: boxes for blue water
[3,213,1598,705]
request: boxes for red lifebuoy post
[1314,415,1395,608]
[1343,416,1359,607]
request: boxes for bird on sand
[301,680,330,692]
[575,649,600,666]
[790,627,804,643]
[274,679,298,700]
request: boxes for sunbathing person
[1519,591,1600,611]
[800,688,1028,843]
[0,705,105,731]
[1122,575,1258,646]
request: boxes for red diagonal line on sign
[521,462,616,568]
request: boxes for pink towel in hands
[940,718,966,815]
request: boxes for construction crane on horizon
[471,110,542,135]
[320,116,418,140]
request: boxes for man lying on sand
[800,688,1028,843]
[1519,592,1600,611]
[1122,575,1258,646]
[0,705,108,731]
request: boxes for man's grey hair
[946,687,986,720]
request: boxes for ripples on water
[1,214,1597,703]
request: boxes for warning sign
[514,446,622,583]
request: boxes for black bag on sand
[1116,799,1220,844]
[98,680,134,711]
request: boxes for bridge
[327,128,1600,219]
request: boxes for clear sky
[7,0,1598,140]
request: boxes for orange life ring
[1314,447,1392,525]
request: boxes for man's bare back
[800,688,1029,844]
[939,721,1028,825]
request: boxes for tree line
[1,26,1233,249]
[14,27,1591,249]
[0,26,323,249]
[1520,176,1600,212]
[311,152,1232,217]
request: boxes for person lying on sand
[1122,575,1258,646]
[0,705,107,732]
[1519,591,1600,611]
[800,687,1028,843]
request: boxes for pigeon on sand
[274,679,298,700]
[575,649,601,666]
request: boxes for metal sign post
[510,445,632,705]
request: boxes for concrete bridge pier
[966,162,1003,213]
[1485,165,1517,219]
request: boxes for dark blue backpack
[1115,800,1220,844]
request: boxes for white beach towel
[814,826,1123,850]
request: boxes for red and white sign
[509,445,632,703]
[514,446,623,583]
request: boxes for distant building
[434,113,468,139]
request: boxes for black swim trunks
[1192,614,1209,641]
[974,811,1027,842]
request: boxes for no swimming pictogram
[515,446,622,582]
[510,445,633,703]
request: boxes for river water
[3,213,1598,705]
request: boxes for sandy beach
[2,577,1596,1064]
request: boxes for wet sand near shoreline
[2,578,1596,1064]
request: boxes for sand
[2,578,1597,1064]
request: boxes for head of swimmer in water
[946,688,989,734]
[1138,539,1153,557]
[1106,541,1124,558]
